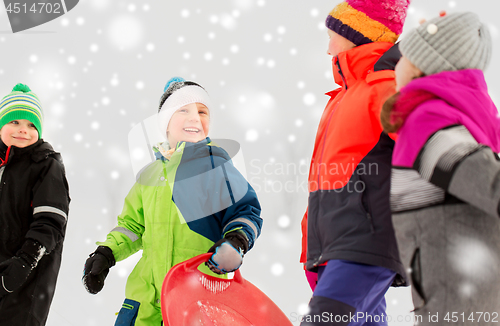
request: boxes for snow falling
[449,236,499,298]
[0,0,498,325]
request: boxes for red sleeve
[300,209,308,264]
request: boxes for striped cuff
[33,206,67,220]
[111,227,139,242]
[223,218,259,239]
[415,125,481,190]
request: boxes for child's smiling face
[0,119,38,148]
[167,102,210,148]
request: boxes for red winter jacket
[301,42,406,285]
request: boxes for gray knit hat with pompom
[399,12,492,76]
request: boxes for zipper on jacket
[313,254,323,268]
[0,146,12,195]
[0,146,12,168]
[366,212,375,234]
[0,166,5,194]
[361,187,375,234]
[335,58,348,91]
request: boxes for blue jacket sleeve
[171,144,262,250]
[212,155,262,250]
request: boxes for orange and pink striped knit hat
[326,0,410,46]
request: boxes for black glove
[82,246,115,294]
[206,231,249,274]
[0,239,45,297]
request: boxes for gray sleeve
[448,148,500,218]
[415,125,500,217]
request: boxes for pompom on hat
[399,11,492,76]
[157,77,212,138]
[0,83,43,138]
[326,0,410,46]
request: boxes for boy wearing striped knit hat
[0,84,70,326]
[300,0,409,325]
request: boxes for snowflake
[245,129,258,142]
[303,93,316,106]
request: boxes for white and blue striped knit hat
[0,83,43,138]
[157,77,212,137]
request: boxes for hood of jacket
[393,69,500,167]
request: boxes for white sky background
[0,0,498,325]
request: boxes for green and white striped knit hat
[0,83,43,138]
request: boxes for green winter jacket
[97,138,262,313]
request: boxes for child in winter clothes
[82,77,262,326]
[300,0,409,325]
[0,84,70,326]
[381,12,500,325]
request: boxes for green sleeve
[96,182,145,262]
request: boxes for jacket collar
[170,137,212,150]
[0,138,45,158]
[155,137,212,161]
[181,136,211,149]
[333,42,394,89]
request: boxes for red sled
[161,253,293,326]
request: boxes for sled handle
[182,253,244,283]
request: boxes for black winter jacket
[0,139,70,326]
